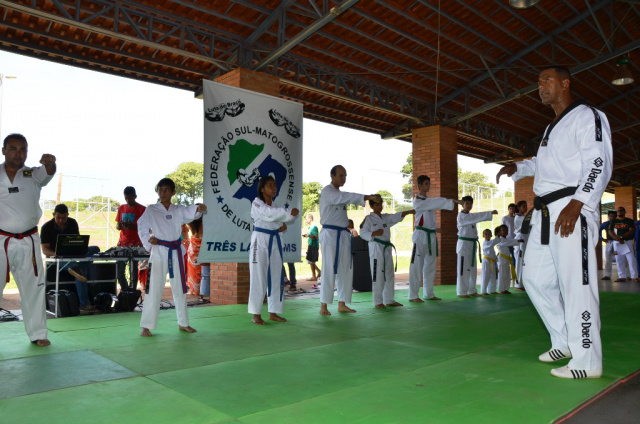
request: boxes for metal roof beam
[436,0,611,110]
[443,39,640,126]
[254,0,361,71]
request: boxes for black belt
[520,186,577,245]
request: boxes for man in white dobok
[497,66,612,379]
[319,165,380,316]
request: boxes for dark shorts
[306,245,319,263]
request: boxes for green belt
[416,226,438,256]
[458,236,481,266]
[373,238,397,277]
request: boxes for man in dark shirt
[40,204,93,310]
[599,210,616,280]
[608,206,638,282]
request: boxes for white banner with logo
[199,80,303,263]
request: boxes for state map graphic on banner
[199,80,303,263]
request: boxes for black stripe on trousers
[460,256,464,276]
[373,259,377,282]
[411,243,417,264]
[580,214,589,285]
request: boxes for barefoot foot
[33,339,51,347]
[252,315,267,325]
[338,302,356,313]
[320,303,332,316]
[409,298,425,303]
[386,301,403,307]
[426,296,442,301]
[269,313,287,322]
[179,325,197,333]
[457,295,470,298]
[375,304,387,309]
[140,328,153,337]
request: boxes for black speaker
[46,290,80,317]
[87,262,117,280]
[351,236,372,292]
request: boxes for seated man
[40,204,93,312]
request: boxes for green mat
[0,287,638,424]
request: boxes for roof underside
[1,0,638,190]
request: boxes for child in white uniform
[249,176,298,325]
[137,178,206,337]
[408,175,460,302]
[360,199,414,308]
[513,200,528,290]
[456,196,498,298]
[480,228,499,295]
[496,225,522,294]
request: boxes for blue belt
[373,238,397,278]
[323,224,352,274]
[155,238,187,293]
[416,226,438,256]
[254,227,285,301]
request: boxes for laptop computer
[54,234,90,258]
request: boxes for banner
[199,80,303,263]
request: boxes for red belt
[0,227,39,283]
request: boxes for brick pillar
[208,68,281,304]
[614,186,638,220]
[412,126,458,285]
[514,177,535,213]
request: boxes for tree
[166,162,204,205]
[302,182,322,216]
[401,153,413,200]
[458,166,497,199]
[376,189,394,208]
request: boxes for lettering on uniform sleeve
[582,157,604,193]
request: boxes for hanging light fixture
[509,0,540,9]
[612,56,634,86]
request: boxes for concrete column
[412,125,458,285]
[208,68,281,305]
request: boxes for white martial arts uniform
[137,203,201,330]
[456,210,494,296]
[513,100,612,373]
[513,213,526,289]
[613,239,637,279]
[319,184,365,306]
[496,237,521,292]
[248,198,296,315]
[501,215,515,239]
[480,238,499,294]
[408,195,454,300]
[603,241,614,278]
[0,163,52,342]
[360,211,406,305]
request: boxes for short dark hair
[617,206,626,212]
[156,178,175,192]
[124,186,136,196]
[508,203,516,209]
[494,226,501,236]
[368,198,381,208]
[516,200,527,209]
[461,195,474,203]
[417,175,430,185]
[187,216,202,234]
[542,66,572,83]
[607,210,617,216]
[54,204,69,215]
[330,165,345,176]
[3,133,28,148]
[256,176,275,202]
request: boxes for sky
[0,50,513,205]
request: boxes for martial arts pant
[0,234,47,341]
[480,258,497,294]
[522,199,602,371]
[370,248,396,305]
[497,255,512,292]
[514,245,524,289]
[409,240,437,300]
[615,240,637,279]
[140,252,189,330]
[248,241,284,315]
[319,229,353,305]
[603,242,614,278]
[456,246,478,295]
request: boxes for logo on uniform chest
[166,215,172,220]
